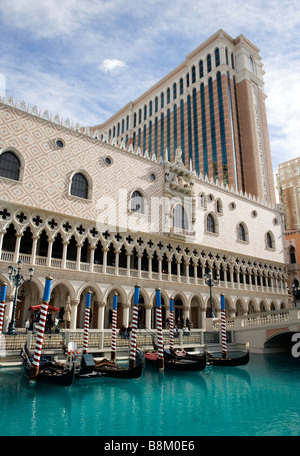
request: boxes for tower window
[207,54,212,73]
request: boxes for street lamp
[291,281,299,307]
[7,260,34,335]
[204,270,220,318]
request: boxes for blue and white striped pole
[129,285,140,368]
[220,294,227,359]
[111,292,118,362]
[0,283,7,338]
[156,287,164,370]
[83,291,91,354]
[31,275,52,379]
[169,298,174,350]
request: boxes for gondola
[20,344,74,386]
[206,349,250,367]
[76,353,143,380]
[145,351,206,372]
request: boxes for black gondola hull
[78,360,143,379]
[77,352,143,379]
[207,351,250,367]
[23,364,75,386]
[20,345,74,386]
[145,352,206,372]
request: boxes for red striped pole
[111,292,118,362]
[221,294,227,359]
[156,287,164,370]
[31,275,52,380]
[169,298,174,350]
[83,291,91,354]
[129,285,140,369]
[0,283,7,339]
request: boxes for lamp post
[291,281,299,307]
[7,260,34,335]
[204,270,220,318]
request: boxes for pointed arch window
[173,204,188,230]
[238,223,246,241]
[131,190,145,214]
[70,173,88,199]
[266,231,275,249]
[0,151,20,181]
[207,214,215,233]
[290,246,296,264]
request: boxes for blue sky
[0,0,299,176]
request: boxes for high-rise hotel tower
[90,30,276,206]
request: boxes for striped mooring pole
[221,293,227,359]
[156,287,164,370]
[169,298,174,350]
[111,292,118,362]
[129,284,140,369]
[30,275,52,380]
[0,283,7,339]
[83,291,91,354]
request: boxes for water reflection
[1,355,300,436]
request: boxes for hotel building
[276,157,300,293]
[91,29,276,207]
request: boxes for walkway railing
[1,328,211,354]
[213,307,300,331]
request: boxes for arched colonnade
[0,274,288,331]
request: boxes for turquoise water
[0,353,300,436]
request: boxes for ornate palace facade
[0,94,288,331]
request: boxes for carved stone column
[96,301,106,329]
[145,303,152,329]
[46,238,54,267]
[13,233,22,263]
[31,235,38,265]
[89,245,96,272]
[70,299,80,329]
[61,240,68,269]
[76,242,82,270]
[122,302,131,327]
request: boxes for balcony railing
[0,250,287,293]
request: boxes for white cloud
[1,0,300,168]
[99,59,126,73]
[264,53,300,170]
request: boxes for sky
[0,0,299,179]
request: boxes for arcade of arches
[0,275,288,332]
